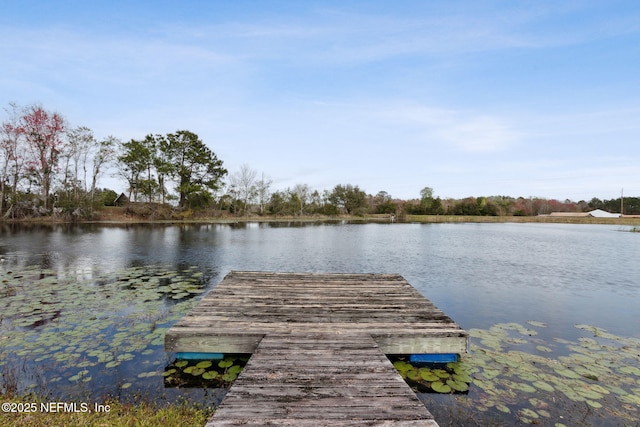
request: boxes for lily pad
[406,369,420,381]
[433,369,450,379]
[532,381,554,392]
[162,369,176,376]
[202,371,219,380]
[116,353,135,362]
[512,382,537,393]
[446,379,469,392]
[526,321,547,328]
[619,366,640,376]
[518,408,539,419]
[576,388,604,400]
[218,359,233,368]
[495,403,510,413]
[419,369,440,382]
[482,368,501,380]
[553,367,582,379]
[228,365,243,375]
[431,381,452,393]
[393,361,411,373]
[196,360,213,369]
[222,372,238,382]
[586,400,603,408]
[617,394,640,405]
[453,372,472,383]
[189,367,205,376]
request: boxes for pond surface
[1,222,639,425]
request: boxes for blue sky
[2,1,639,201]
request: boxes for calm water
[6,222,634,335]
[1,222,639,424]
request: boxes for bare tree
[292,183,310,216]
[229,164,257,215]
[63,126,95,202]
[255,172,272,215]
[0,103,24,216]
[90,136,118,207]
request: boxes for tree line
[222,178,640,218]
[2,103,637,220]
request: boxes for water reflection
[2,222,639,339]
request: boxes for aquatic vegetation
[0,262,210,399]
[3,257,639,425]
[395,321,640,425]
[393,359,472,394]
[163,355,248,388]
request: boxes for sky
[1,0,639,201]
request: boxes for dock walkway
[165,271,468,426]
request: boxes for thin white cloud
[0,26,234,82]
[371,103,519,152]
[436,116,518,152]
[518,107,640,138]
[171,4,640,66]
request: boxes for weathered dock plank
[206,333,438,426]
[166,271,467,355]
[166,271,467,426]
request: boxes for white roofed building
[587,209,621,218]
[546,209,621,218]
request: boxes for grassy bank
[0,394,212,427]
[4,206,640,226]
[89,209,640,226]
[82,206,640,226]
[403,214,640,225]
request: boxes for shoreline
[2,213,640,226]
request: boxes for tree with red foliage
[20,105,66,210]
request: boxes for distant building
[546,209,620,218]
[587,209,621,218]
[114,193,129,206]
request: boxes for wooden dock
[165,271,468,426]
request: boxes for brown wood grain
[166,271,466,426]
[206,333,439,426]
[166,271,467,355]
